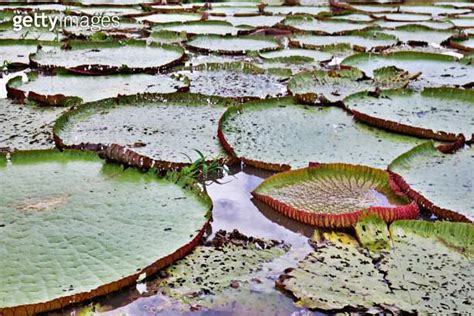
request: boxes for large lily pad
[449,17,474,28]
[398,5,471,16]
[209,15,284,28]
[252,164,418,227]
[389,142,473,222]
[290,32,397,51]
[375,20,455,30]
[283,16,371,34]
[383,25,454,45]
[152,20,246,36]
[136,12,202,24]
[186,34,280,54]
[373,12,434,22]
[0,40,43,68]
[7,72,188,106]
[0,149,211,315]
[258,48,332,62]
[54,93,233,168]
[345,87,474,141]
[218,97,425,171]
[264,5,329,15]
[0,98,66,152]
[182,62,286,100]
[448,35,474,52]
[288,66,413,104]
[30,41,185,75]
[342,51,474,87]
[277,219,473,313]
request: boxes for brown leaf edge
[388,141,471,223]
[252,163,419,228]
[0,149,212,316]
[53,92,237,171]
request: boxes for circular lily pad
[252,164,418,227]
[30,41,185,75]
[373,13,433,22]
[288,66,412,104]
[136,13,202,24]
[209,15,284,28]
[342,51,474,87]
[205,5,260,16]
[389,142,473,222]
[264,5,329,16]
[398,5,471,16]
[0,40,43,68]
[152,20,246,36]
[345,87,474,141]
[383,25,454,45]
[449,17,474,28]
[54,93,233,168]
[186,35,280,55]
[290,32,397,51]
[218,97,425,171]
[7,72,188,106]
[448,35,474,52]
[283,16,370,34]
[182,62,286,100]
[0,98,66,152]
[375,20,455,30]
[0,150,211,315]
[258,48,333,62]
[278,219,473,313]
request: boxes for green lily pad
[0,27,64,41]
[70,6,144,17]
[278,220,473,313]
[259,48,332,62]
[331,13,374,23]
[383,25,454,45]
[342,51,474,87]
[290,32,397,51]
[264,5,329,15]
[182,62,286,100]
[345,87,474,141]
[152,20,246,36]
[218,97,425,171]
[373,12,434,22]
[449,17,474,28]
[354,214,391,252]
[209,15,284,28]
[448,35,474,51]
[283,16,370,34]
[288,66,412,104]
[0,40,40,67]
[205,5,260,16]
[0,149,211,315]
[54,93,233,168]
[0,98,66,152]
[30,41,185,75]
[388,142,473,222]
[398,5,471,16]
[148,30,187,44]
[186,35,280,54]
[7,72,188,106]
[252,163,418,227]
[136,12,202,24]
[375,20,455,30]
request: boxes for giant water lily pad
[0,150,211,315]
[373,12,434,22]
[375,20,455,30]
[345,87,474,141]
[290,32,397,51]
[30,41,185,75]
[278,219,473,313]
[398,5,471,16]
[54,93,233,168]
[7,72,188,106]
[182,62,286,100]
[0,98,66,152]
[152,20,246,36]
[264,5,329,15]
[136,12,202,24]
[342,51,474,87]
[252,164,418,227]
[0,40,44,68]
[449,17,474,28]
[288,66,413,104]
[283,16,371,34]
[209,15,284,28]
[259,48,332,62]
[448,35,474,51]
[186,34,279,54]
[389,142,473,222]
[218,97,425,171]
[383,25,454,45]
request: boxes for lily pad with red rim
[252,163,418,227]
[388,141,473,222]
[185,34,280,55]
[282,16,372,34]
[0,149,211,315]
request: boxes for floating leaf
[290,32,397,51]
[283,16,371,34]
[218,97,425,171]
[278,220,473,313]
[152,20,246,36]
[388,142,473,222]
[345,87,474,141]
[54,93,233,168]
[186,34,280,55]
[0,150,211,315]
[252,163,418,227]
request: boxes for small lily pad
[252,163,418,227]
